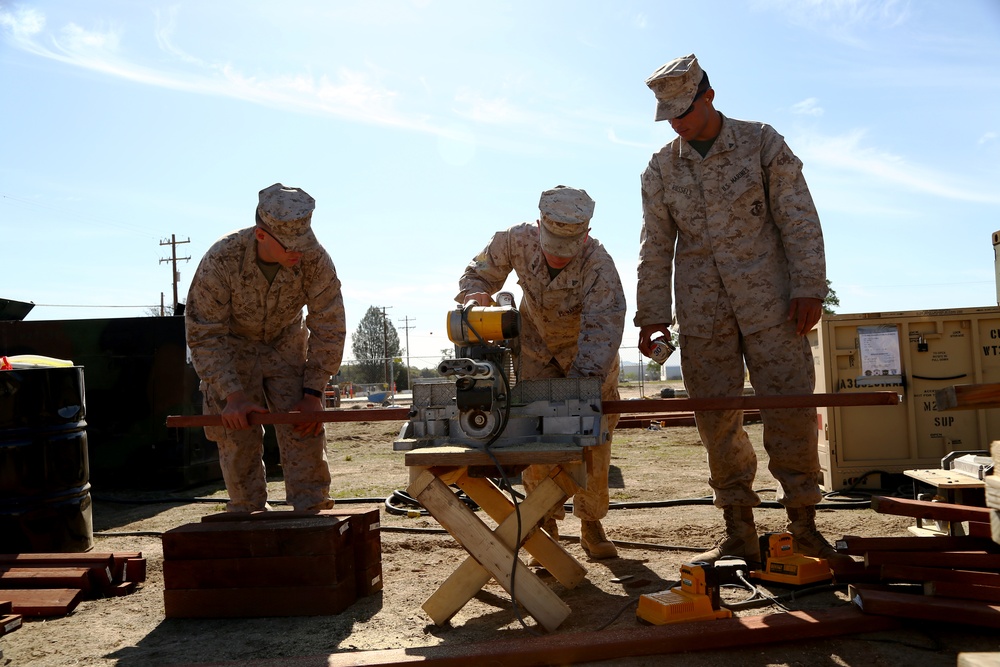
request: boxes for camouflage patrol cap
[256,183,317,251]
[645,54,703,122]
[538,185,594,257]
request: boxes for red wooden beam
[870,496,993,524]
[603,391,899,415]
[166,407,411,428]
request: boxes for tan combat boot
[786,506,855,570]
[693,506,761,568]
[580,519,618,559]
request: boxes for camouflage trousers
[202,343,333,512]
[521,359,620,522]
[680,298,822,509]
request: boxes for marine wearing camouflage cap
[537,185,594,257]
[256,183,318,251]
[645,53,703,122]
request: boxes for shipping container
[810,306,1000,491]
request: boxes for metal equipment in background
[394,296,608,451]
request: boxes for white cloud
[791,97,824,116]
[979,131,998,146]
[0,6,45,38]
[796,127,1000,204]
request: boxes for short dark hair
[698,71,711,94]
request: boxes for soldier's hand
[463,292,492,307]
[788,297,823,336]
[222,391,267,430]
[292,393,325,437]
[638,323,671,357]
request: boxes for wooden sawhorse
[405,443,591,632]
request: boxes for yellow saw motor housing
[447,305,520,345]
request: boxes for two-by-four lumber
[163,554,354,590]
[865,551,1000,571]
[870,496,993,523]
[0,613,22,637]
[0,600,10,614]
[602,391,899,415]
[1,588,83,617]
[881,564,1000,587]
[925,580,1000,603]
[0,554,114,587]
[836,535,999,555]
[161,517,351,560]
[0,567,94,593]
[934,383,1000,411]
[319,607,902,667]
[166,407,410,428]
[849,584,1000,629]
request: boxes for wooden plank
[422,473,583,626]
[456,474,586,589]
[0,554,114,585]
[312,607,903,667]
[163,554,353,590]
[0,600,10,614]
[405,444,586,468]
[865,550,1000,571]
[881,564,1000,587]
[849,584,1000,628]
[935,383,1000,411]
[166,407,410,428]
[164,583,356,618]
[0,614,22,637]
[835,534,999,555]
[603,391,899,415]
[925,580,1000,603]
[0,566,92,592]
[162,517,351,560]
[4,588,83,617]
[409,469,570,632]
[124,557,147,583]
[870,495,993,523]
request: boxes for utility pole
[159,234,191,313]
[379,306,393,389]
[398,315,415,392]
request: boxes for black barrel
[0,365,93,552]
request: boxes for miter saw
[393,294,607,451]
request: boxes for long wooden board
[835,535,1000,554]
[163,554,353,590]
[881,564,1000,587]
[935,383,1000,411]
[865,551,1000,571]
[603,391,899,415]
[161,518,351,560]
[849,584,1000,629]
[870,496,993,523]
[3,588,83,617]
[166,407,410,428]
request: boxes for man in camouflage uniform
[457,186,626,559]
[634,55,851,569]
[186,183,346,513]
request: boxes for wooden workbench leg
[408,469,571,632]
[455,475,586,589]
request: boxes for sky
[2,0,999,370]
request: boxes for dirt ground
[2,382,998,667]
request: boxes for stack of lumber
[836,495,1000,628]
[0,551,146,618]
[0,599,22,637]
[163,506,382,618]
